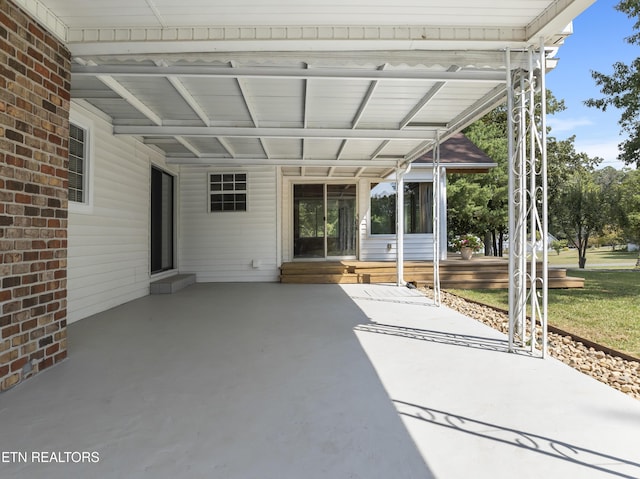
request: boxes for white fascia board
[66,25,532,56]
[526,0,596,44]
[13,0,68,41]
[411,162,498,170]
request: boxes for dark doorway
[151,167,174,274]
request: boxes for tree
[551,167,610,268]
[451,92,585,257]
[585,1,640,168]
[619,168,640,266]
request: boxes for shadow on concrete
[395,400,640,479]
[0,283,436,479]
[356,322,515,355]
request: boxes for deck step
[280,273,359,284]
[279,260,584,289]
[150,274,196,294]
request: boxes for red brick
[21,319,37,332]
[39,356,53,370]
[2,324,20,338]
[54,349,66,363]
[45,343,59,356]
[14,192,31,203]
[0,0,70,390]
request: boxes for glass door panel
[151,167,174,273]
[326,184,357,257]
[293,184,325,258]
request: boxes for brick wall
[0,0,70,391]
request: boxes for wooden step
[278,260,584,289]
[280,273,359,284]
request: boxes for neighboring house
[0,0,594,390]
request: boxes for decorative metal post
[507,44,549,357]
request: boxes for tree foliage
[585,0,640,167]
[619,169,640,267]
[450,92,584,257]
[551,167,608,268]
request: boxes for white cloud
[573,138,627,168]
[547,116,593,132]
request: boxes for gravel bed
[422,288,640,401]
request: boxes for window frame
[68,111,94,214]
[368,181,434,236]
[208,172,248,213]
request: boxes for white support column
[507,45,549,357]
[432,132,442,306]
[395,161,411,286]
[396,163,405,286]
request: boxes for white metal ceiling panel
[224,138,266,157]
[187,137,235,156]
[39,0,555,29]
[242,78,305,128]
[306,79,373,129]
[263,139,302,159]
[338,140,390,161]
[303,139,343,160]
[179,77,254,126]
[115,77,201,123]
[23,0,596,168]
[85,99,153,124]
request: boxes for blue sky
[546,0,638,169]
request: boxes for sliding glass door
[293,184,357,259]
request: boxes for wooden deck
[280,256,585,289]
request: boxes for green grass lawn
[448,269,640,358]
[547,247,638,268]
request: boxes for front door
[293,184,357,259]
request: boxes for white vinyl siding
[180,166,278,282]
[67,103,176,323]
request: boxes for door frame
[150,165,177,274]
[290,181,358,261]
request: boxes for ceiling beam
[370,140,390,160]
[175,136,201,157]
[399,66,460,129]
[302,63,311,160]
[165,157,399,168]
[231,61,271,159]
[72,64,506,83]
[96,75,163,126]
[113,125,439,141]
[166,75,211,126]
[337,63,387,161]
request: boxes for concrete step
[150,274,196,294]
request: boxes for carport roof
[18,0,595,176]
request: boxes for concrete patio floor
[1,283,639,479]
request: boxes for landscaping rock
[422,288,640,401]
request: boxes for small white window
[68,122,88,203]
[209,173,247,212]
